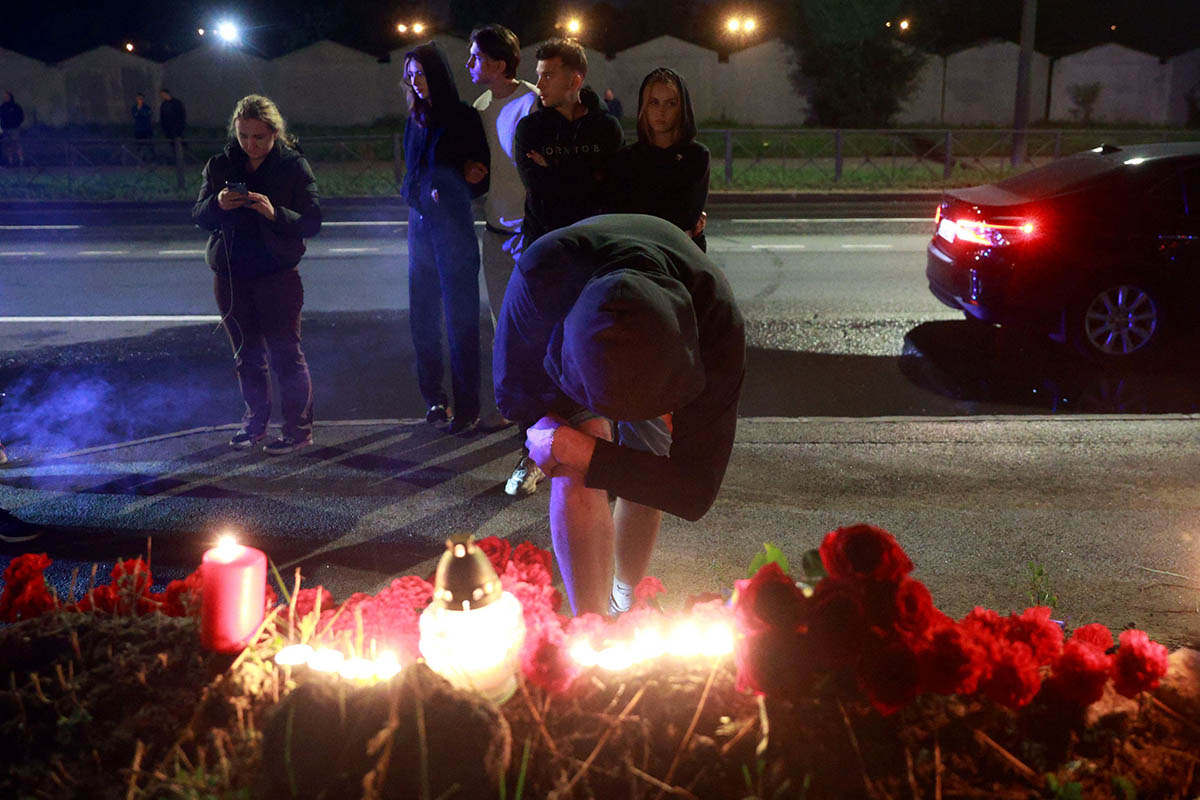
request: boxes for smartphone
[225,181,248,194]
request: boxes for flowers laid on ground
[732,523,1170,715]
[1,524,1171,718]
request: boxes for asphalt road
[2,200,1198,649]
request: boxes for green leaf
[746,542,790,578]
[1111,775,1137,800]
[800,548,827,582]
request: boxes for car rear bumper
[926,240,1065,335]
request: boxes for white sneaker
[505,454,545,497]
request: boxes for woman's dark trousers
[214,267,314,441]
[407,207,481,422]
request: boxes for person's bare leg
[613,498,662,588]
[549,417,614,615]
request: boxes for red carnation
[521,622,579,695]
[163,574,202,617]
[857,633,922,715]
[1005,606,1063,665]
[293,586,334,620]
[918,622,989,696]
[510,541,553,575]
[633,576,666,609]
[1110,629,1169,698]
[819,524,913,583]
[981,641,1042,709]
[0,552,56,622]
[474,536,512,575]
[733,562,809,636]
[70,584,117,614]
[1047,638,1112,706]
[1070,623,1114,652]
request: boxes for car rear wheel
[1068,282,1164,362]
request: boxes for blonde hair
[227,94,295,148]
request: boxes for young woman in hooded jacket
[192,94,321,455]
[606,68,710,251]
[401,42,490,435]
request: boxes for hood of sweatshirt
[405,41,462,125]
[634,67,697,146]
[545,267,705,421]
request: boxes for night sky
[4,0,1197,64]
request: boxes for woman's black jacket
[192,142,321,279]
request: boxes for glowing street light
[216,21,240,44]
[396,23,407,33]
[396,20,426,36]
[899,18,910,31]
[725,16,759,36]
[565,18,582,35]
[412,21,425,34]
[197,28,205,36]
[124,42,135,52]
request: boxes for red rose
[3,552,52,584]
[1070,623,1114,652]
[733,562,809,636]
[70,584,117,614]
[9,581,57,621]
[819,524,913,582]
[1005,606,1063,665]
[1110,629,1169,698]
[865,578,948,642]
[163,576,201,617]
[857,633,922,715]
[1047,638,1111,706]
[981,641,1042,709]
[918,622,989,696]
[961,607,1007,641]
[734,627,818,701]
[474,536,512,575]
[807,577,867,668]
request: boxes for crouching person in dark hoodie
[193,94,321,456]
[494,214,746,616]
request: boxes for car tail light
[938,217,1036,248]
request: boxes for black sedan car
[926,141,1200,362]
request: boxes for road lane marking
[323,221,406,226]
[840,243,894,249]
[0,224,81,230]
[157,249,206,255]
[0,251,47,256]
[327,247,380,253]
[751,244,806,250]
[731,217,931,223]
[78,249,131,255]
[0,315,221,323]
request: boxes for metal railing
[0,129,1195,200]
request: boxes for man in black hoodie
[513,39,623,245]
[494,214,745,616]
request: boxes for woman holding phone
[192,94,322,455]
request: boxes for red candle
[200,537,267,654]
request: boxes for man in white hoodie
[467,24,544,496]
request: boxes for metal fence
[0,128,1195,201]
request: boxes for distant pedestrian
[603,88,622,121]
[159,88,187,142]
[0,91,25,167]
[607,68,710,250]
[401,42,490,436]
[131,92,153,161]
[192,94,322,455]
